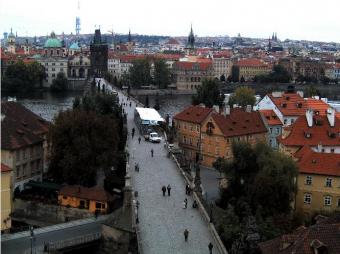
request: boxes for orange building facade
[174,106,268,167]
[58,185,113,214]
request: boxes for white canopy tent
[134,107,165,126]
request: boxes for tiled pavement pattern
[118,86,220,254]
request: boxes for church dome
[69,42,80,50]
[44,32,62,48]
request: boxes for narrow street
[118,88,220,254]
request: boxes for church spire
[188,24,195,49]
[128,29,132,43]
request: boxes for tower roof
[44,32,62,48]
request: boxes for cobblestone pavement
[118,91,220,254]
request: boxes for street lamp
[30,226,35,254]
[209,202,214,223]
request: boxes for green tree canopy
[229,86,256,107]
[2,60,44,93]
[255,64,292,83]
[153,59,171,89]
[48,93,127,188]
[50,72,68,92]
[218,142,298,218]
[192,78,224,107]
[129,58,152,88]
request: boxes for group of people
[161,184,171,196]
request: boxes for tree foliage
[192,78,224,107]
[2,60,45,93]
[129,58,152,88]
[48,93,127,189]
[50,72,68,92]
[255,65,292,83]
[153,59,171,89]
[215,142,299,250]
[229,86,256,107]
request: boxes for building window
[30,161,35,174]
[60,63,64,66]
[183,136,187,144]
[96,202,105,209]
[23,149,27,159]
[331,148,335,153]
[324,196,332,206]
[16,150,20,161]
[196,125,199,132]
[270,128,273,134]
[305,175,312,185]
[215,147,220,156]
[22,164,27,176]
[52,63,55,66]
[52,74,55,77]
[52,68,55,71]
[304,193,312,204]
[326,178,332,187]
[16,166,20,178]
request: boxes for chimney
[306,109,314,127]
[326,107,335,127]
[246,105,252,113]
[296,90,304,98]
[271,91,283,98]
[223,105,230,116]
[213,105,220,113]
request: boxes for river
[2,91,192,122]
[2,89,339,122]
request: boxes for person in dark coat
[162,186,166,196]
[151,148,154,157]
[167,184,171,196]
[184,229,189,242]
[208,242,213,253]
[138,136,141,144]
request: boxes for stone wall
[12,199,93,225]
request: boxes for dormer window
[297,103,302,108]
[282,103,287,108]
[304,131,312,138]
[206,122,214,135]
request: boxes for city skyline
[1,0,340,43]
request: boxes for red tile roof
[59,185,113,202]
[260,109,283,125]
[211,108,267,137]
[166,38,180,45]
[174,61,212,71]
[278,114,340,147]
[1,163,12,173]
[259,216,340,254]
[268,93,330,117]
[174,106,213,124]
[294,146,340,177]
[1,102,50,150]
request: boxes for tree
[304,85,319,97]
[2,60,44,93]
[129,58,152,88]
[48,93,126,188]
[232,66,240,82]
[50,72,68,92]
[229,86,256,107]
[192,78,224,107]
[153,59,171,89]
[220,74,226,82]
[254,64,291,83]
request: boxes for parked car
[149,132,162,143]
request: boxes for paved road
[118,86,220,254]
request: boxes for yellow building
[233,58,271,81]
[294,146,340,216]
[174,105,268,167]
[1,102,49,193]
[58,185,114,214]
[1,163,12,232]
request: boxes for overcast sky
[1,0,339,42]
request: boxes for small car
[149,132,162,143]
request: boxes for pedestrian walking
[138,136,141,144]
[129,102,132,107]
[162,186,166,196]
[136,200,140,210]
[132,128,135,138]
[167,184,171,196]
[151,148,154,157]
[183,198,188,209]
[208,242,213,254]
[185,184,189,195]
[184,229,189,242]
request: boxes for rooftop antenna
[75,0,81,38]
